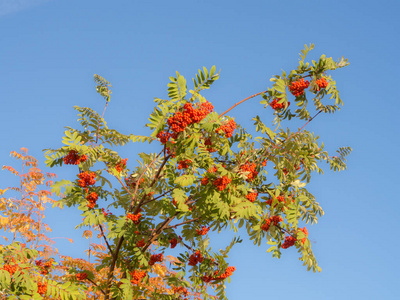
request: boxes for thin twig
[86,277,106,295]
[142,215,177,252]
[260,110,323,161]
[141,188,174,206]
[95,101,108,145]
[164,217,202,230]
[97,223,114,257]
[220,90,267,117]
[130,150,165,211]
[104,236,124,300]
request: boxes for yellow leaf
[83,230,93,239]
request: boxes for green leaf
[174,175,196,187]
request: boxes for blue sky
[0,0,399,299]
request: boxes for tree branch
[164,217,201,230]
[219,91,267,117]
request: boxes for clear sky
[1,1,399,299]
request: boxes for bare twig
[164,217,202,230]
[220,91,267,117]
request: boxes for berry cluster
[37,281,47,296]
[156,130,173,144]
[78,171,96,187]
[289,78,310,97]
[283,163,301,176]
[115,158,128,173]
[270,99,290,111]
[260,215,283,231]
[125,177,145,189]
[240,162,258,182]
[168,101,214,134]
[298,227,309,244]
[245,192,258,202]
[196,226,210,236]
[149,253,163,266]
[216,119,237,138]
[208,166,217,173]
[166,147,176,158]
[130,270,147,285]
[172,286,189,297]
[101,208,112,216]
[35,259,53,275]
[202,266,236,283]
[127,212,142,224]
[76,272,88,281]
[213,176,231,191]
[200,177,209,185]
[169,238,178,249]
[3,264,19,275]
[281,235,297,249]
[315,77,328,91]
[63,150,87,165]
[86,192,98,209]
[265,195,286,206]
[177,159,192,170]
[188,250,204,266]
[204,137,217,153]
[136,238,145,248]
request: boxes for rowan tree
[1,44,351,299]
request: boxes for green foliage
[36,47,353,299]
[0,242,86,299]
[94,74,112,102]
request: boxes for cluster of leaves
[1,44,351,300]
[0,149,86,299]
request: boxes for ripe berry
[289,78,310,97]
